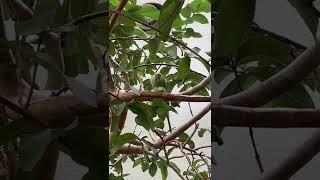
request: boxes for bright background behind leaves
[110,0,211,179]
[109,0,211,180]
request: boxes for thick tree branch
[213,105,320,128]
[108,0,129,34]
[113,91,210,102]
[217,46,320,107]
[28,94,107,128]
[11,0,34,20]
[258,129,320,180]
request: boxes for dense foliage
[108,0,212,179]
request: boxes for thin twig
[230,58,264,173]
[24,35,42,109]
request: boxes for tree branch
[11,0,34,20]
[217,46,320,107]
[179,73,211,95]
[258,129,320,180]
[113,91,210,102]
[153,103,211,148]
[108,0,129,34]
[28,94,107,128]
[213,105,320,128]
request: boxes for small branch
[153,103,211,148]
[109,0,129,34]
[230,58,264,173]
[179,73,211,95]
[117,104,211,152]
[24,36,42,109]
[72,11,107,25]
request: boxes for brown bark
[213,105,320,128]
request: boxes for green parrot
[150,72,166,92]
[150,72,173,132]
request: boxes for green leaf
[149,162,157,177]
[148,38,161,61]
[156,161,168,180]
[113,133,137,147]
[188,140,195,149]
[189,0,211,13]
[151,99,176,117]
[129,102,155,130]
[213,0,255,58]
[198,128,206,137]
[114,102,127,116]
[167,45,177,58]
[289,0,318,36]
[138,5,160,19]
[183,28,202,38]
[54,0,72,25]
[237,35,291,65]
[141,162,149,172]
[15,11,56,35]
[19,129,57,171]
[177,56,191,80]
[15,0,60,35]
[0,118,42,145]
[64,127,107,171]
[191,14,208,24]
[66,77,98,107]
[179,133,189,143]
[110,133,137,155]
[71,0,98,18]
[181,5,192,18]
[157,0,184,41]
[133,158,143,168]
[265,84,314,108]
